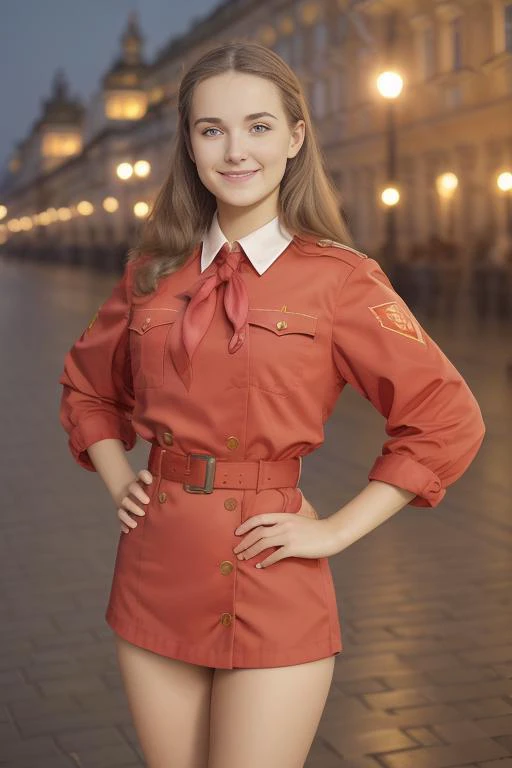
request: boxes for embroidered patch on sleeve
[368,301,425,344]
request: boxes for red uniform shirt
[59,227,485,509]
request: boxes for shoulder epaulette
[315,239,368,259]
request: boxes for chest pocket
[246,308,318,395]
[128,307,179,388]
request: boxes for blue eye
[201,124,270,137]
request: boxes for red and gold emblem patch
[368,301,425,344]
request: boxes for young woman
[59,42,485,768]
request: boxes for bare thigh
[208,655,336,768]
[114,634,214,768]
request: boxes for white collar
[200,210,293,275]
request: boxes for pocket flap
[128,307,179,334]
[247,308,317,337]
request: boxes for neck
[216,192,279,242]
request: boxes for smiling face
[187,71,305,231]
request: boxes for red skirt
[105,471,342,669]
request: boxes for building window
[291,28,304,70]
[311,78,327,119]
[450,16,463,70]
[312,19,328,67]
[329,68,346,114]
[357,48,371,101]
[274,37,291,62]
[506,2,512,52]
[444,83,462,109]
[421,26,436,78]
[336,12,348,44]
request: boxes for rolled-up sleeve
[59,261,137,471]
[331,257,485,507]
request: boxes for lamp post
[116,162,134,241]
[115,159,151,241]
[376,70,403,266]
[435,172,458,239]
[497,171,512,236]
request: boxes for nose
[224,133,248,164]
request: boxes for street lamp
[115,160,151,239]
[436,172,458,238]
[134,160,151,178]
[376,70,403,265]
[497,171,512,235]
[116,162,134,180]
[103,196,119,213]
[133,201,149,218]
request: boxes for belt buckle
[183,453,216,494]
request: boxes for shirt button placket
[221,438,241,634]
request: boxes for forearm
[326,480,415,554]
[86,438,137,506]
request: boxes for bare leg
[208,655,335,768]
[114,634,214,768]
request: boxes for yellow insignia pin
[87,311,99,331]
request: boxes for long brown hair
[128,40,353,295]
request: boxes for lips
[219,170,259,177]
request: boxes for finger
[121,497,146,517]
[118,509,138,528]
[238,535,284,561]
[128,482,150,505]
[235,514,288,536]
[235,524,281,554]
[256,552,284,568]
[120,523,130,534]
[138,469,153,485]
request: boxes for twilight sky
[0,0,220,168]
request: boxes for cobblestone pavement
[0,256,511,768]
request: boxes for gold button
[220,561,234,575]
[163,431,174,446]
[220,612,233,626]
[158,491,167,503]
[224,497,237,511]
[226,436,239,451]
[317,239,331,247]
[276,320,288,331]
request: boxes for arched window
[506,2,512,52]
[450,16,463,70]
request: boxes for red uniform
[59,213,485,669]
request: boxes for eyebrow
[193,112,278,128]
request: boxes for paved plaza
[0,255,511,767]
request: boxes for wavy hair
[128,40,354,295]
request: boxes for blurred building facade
[0,0,511,292]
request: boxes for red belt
[148,446,302,494]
